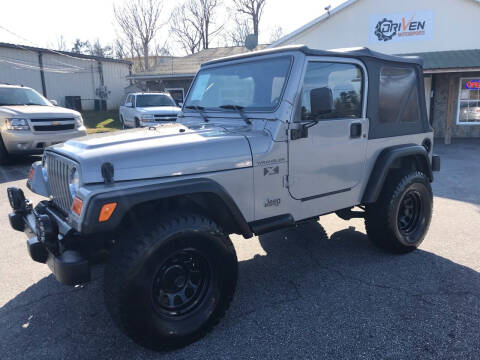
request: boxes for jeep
[7,46,440,351]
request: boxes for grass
[82,111,122,134]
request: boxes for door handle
[350,123,362,138]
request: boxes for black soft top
[203,45,423,67]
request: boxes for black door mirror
[310,87,334,116]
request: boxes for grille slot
[46,155,74,214]
[34,124,75,131]
[154,114,177,121]
[30,118,75,122]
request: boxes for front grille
[30,118,75,122]
[154,114,177,121]
[46,154,74,214]
[30,118,76,132]
[34,124,74,131]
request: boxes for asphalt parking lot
[0,140,479,359]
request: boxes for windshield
[136,94,176,107]
[184,56,292,112]
[0,87,50,106]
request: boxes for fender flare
[81,178,253,238]
[362,144,432,204]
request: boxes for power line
[0,56,94,74]
[0,24,95,72]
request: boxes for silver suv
[8,46,440,351]
[0,84,87,163]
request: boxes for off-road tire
[104,214,238,351]
[365,171,433,253]
[0,135,10,165]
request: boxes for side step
[250,214,295,235]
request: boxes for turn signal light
[28,168,34,181]
[98,202,117,223]
[72,197,83,215]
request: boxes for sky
[0,0,345,56]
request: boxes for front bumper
[7,187,90,285]
[2,127,87,154]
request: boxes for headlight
[141,115,154,123]
[6,118,30,131]
[69,167,80,199]
[74,115,84,127]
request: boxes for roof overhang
[424,67,480,74]
[127,73,196,81]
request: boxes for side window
[301,62,363,120]
[379,67,420,124]
[125,95,132,105]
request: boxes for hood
[137,106,181,114]
[49,123,253,183]
[0,105,80,118]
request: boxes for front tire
[104,214,238,351]
[365,171,433,253]
[0,135,10,165]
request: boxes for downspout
[38,51,47,97]
[429,75,436,126]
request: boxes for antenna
[325,5,331,16]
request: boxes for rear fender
[362,144,432,204]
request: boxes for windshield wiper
[184,105,209,122]
[219,105,251,125]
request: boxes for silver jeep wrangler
[8,46,440,351]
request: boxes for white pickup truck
[119,92,181,128]
[0,84,87,164]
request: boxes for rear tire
[365,171,433,253]
[104,213,238,351]
[120,115,126,129]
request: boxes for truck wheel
[104,214,238,351]
[0,135,10,165]
[365,171,432,253]
[134,118,140,128]
[120,115,126,129]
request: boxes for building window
[457,78,480,125]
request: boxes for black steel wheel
[365,171,433,253]
[397,190,423,238]
[104,214,237,351]
[152,249,211,318]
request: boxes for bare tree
[55,35,68,51]
[170,4,202,54]
[170,0,223,54]
[232,0,266,39]
[224,14,251,47]
[268,25,283,43]
[114,0,165,71]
